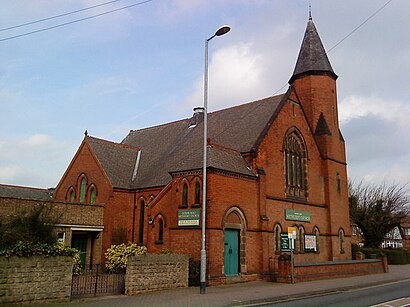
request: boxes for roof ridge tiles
[87,135,140,151]
[0,183,49,191]
[209,143,241,156]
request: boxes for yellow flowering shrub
[105,242,147,273]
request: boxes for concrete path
[33,265,410,307]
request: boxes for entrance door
[72,236,87,269]
[224,229,239,276]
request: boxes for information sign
[285,209,311,222]
[178,209,200,226]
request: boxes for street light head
[215,25,231,37]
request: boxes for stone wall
[0,255,73,304]
[125,254,189,295]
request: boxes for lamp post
[200,25,230,295]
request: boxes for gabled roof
[122,94,285,189]
[0,184,53,201]
[289,18,337,84]
[86,136,140,189]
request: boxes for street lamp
[200,25,231,295]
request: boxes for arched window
[138,200,145,245]
[79,176,87,203]
[195,182,201,205]
[68,188,75,203]
[313,227,320,253]
[158,219,164,243]
[274,224,282,253]
[89,186,96,204]
[298,226,305,253]
[339,228,345,254]
[182,183,188,208]
[284,129,307,199]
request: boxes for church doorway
[224,229,240,276]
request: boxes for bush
[357,246,410,265]
[0,205,60,248]
[189,258,200,286]
[105,242,147,273]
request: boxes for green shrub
[105,242,147,273]
[189,258,200,286]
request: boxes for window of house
[57,232,65,244]
[138,200,145,245]
[182,183,188,207]
[80,176,87,203]
[158,219,164,243]
[405,228,410,236]
[284,129,307,199]
[90,186,96,204]
[336,172,341,194]
[274,224,282,253]
[339,229,345,254]
[313,227,320,253]
[298,227,305,253]
[69,189,75,203]
[195,182,201,205]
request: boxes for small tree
[349,181,409,248]
[0,205,61,248]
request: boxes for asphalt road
[242,280,410,307]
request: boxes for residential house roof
[0,184,53,201]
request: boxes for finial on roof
[84,130,88,136]
[309,3,312,20]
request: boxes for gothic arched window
[284,128,307,199]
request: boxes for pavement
[34,265,410,307]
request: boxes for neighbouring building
[52,16,352,284]
[0,184,104,269]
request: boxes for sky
[0,0,409,189]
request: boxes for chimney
[189,107,204,128]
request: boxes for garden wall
[125,254,189,295]
[275,254,387,283]
[0,255,73,304]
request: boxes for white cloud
[339,95,409,127]
[182,42,269,111]
[0,134,73,188]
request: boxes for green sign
[280,233,291,251]
[178,209,200,226]
[285,209,311,222]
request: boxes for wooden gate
[71,265,125,298]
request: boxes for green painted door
[224,229,239,276]
[72,236,87,269]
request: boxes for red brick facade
[52,19,353,283]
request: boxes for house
[0,184,104,269]
[381,227,403,249]
[399,217,410,248]
[20,16,351,283]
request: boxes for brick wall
[0,256,73,304]
[125,254,189,295]
[0,197,104,227]
[275,255,387,283]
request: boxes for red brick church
[53,17,351,283]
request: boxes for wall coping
[295,259,381,267]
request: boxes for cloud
[182,42,268,111]
[0,134,73,188]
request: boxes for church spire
[289,17,337,84]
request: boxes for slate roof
[289,19,337,84]
[0,184,53,201]
[121,94,285,189]
[87,137,140,189]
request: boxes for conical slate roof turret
[289,18,337,84]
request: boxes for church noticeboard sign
[178,209,200,226]
[285,209,311,222]
[280,233,291,251]
[304,234,317,252]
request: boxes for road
[237,280,410,307]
